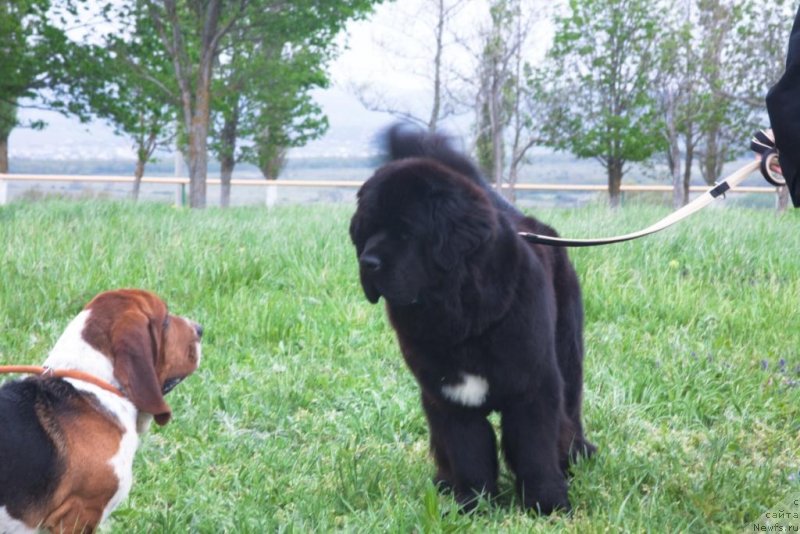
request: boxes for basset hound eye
[163,316,171,329]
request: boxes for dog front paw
[452,480,497,513]
[433,474,453,494]
[519,479,570,515]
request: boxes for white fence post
[265,183,277,208]
[0,177,7,205]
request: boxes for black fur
[350,124,595,513]
[0,378,72,519]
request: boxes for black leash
[519,130,782,247]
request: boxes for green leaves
[0,0,99,132]
[537,0,666,168]
[209,0,380,181]
[89,2,177,168]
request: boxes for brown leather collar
[0,365,124,398]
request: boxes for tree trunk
[492,119,504,196]
[490,77,504,196]
[683,130,695,209]
[187,72,212,209]
[164,1,217,210]
[0,134,8,174]
[663,93,683,208]
[476,102,493,179]
[428,0,444,132]
[668,129,683,209]
[607,157,623,208]
[0,100,15,174]
[701,127,723,185]
[133,158,145,201]
[219,104,239,208]
[220,155,234,208]
[187,118,209,208]
[507,159,518,204]
[682,130,695,207]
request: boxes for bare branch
[210,0,266,52]
[349,81,429,127]
[115,52,178,102]
[148,0,193,127]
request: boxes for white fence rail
[0,173,780,207]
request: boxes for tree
[535,0,666,207]
[211,41,329,206]
[0,0,96,173]
[351,0,469,131]
[90,3,177,200]
[472,0,543,198]
[690,0,792,186]
[141,0,247,209]
[0,101,16,174]
[693,0,745,186]
[741,0,800,210]
[139,0,381,209]
[716,1,793,103]
[121,87,175,201]
[651,0,793,208]
[209,4,348,207]
[654,2,708,207]
[473,1,513,187]
[699,0,795,207]
[249,58,329,180]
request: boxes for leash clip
[709,179,731,200]
[41,366,55,377]
[713,181,727,200]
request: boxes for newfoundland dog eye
[390,227,411,242]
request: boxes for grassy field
[1,199,799,533]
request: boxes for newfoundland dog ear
[430,188,496,271]
[349,209,364,253]
[359,273,381,304]
[350,210,382,304]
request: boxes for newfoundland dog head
[349,123,595,514]
[351,158,498,307]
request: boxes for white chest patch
[441,373,489,407]
[100,394,139,523]
[0,506,36,534]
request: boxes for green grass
[1,199,799,533]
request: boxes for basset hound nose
[194,323,204,339]
[359,254,382,272]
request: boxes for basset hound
[0,289,203,533]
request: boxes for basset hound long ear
[111,309,172,425]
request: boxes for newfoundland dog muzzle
[349,124,595,514]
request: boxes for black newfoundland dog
[349,124,594,514]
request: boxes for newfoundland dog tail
[381,123,486,186]
[381,122,516,212]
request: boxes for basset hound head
[79,289,203,426]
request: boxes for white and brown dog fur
[0,289,202,533]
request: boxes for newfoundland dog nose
[359,253,382,272]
